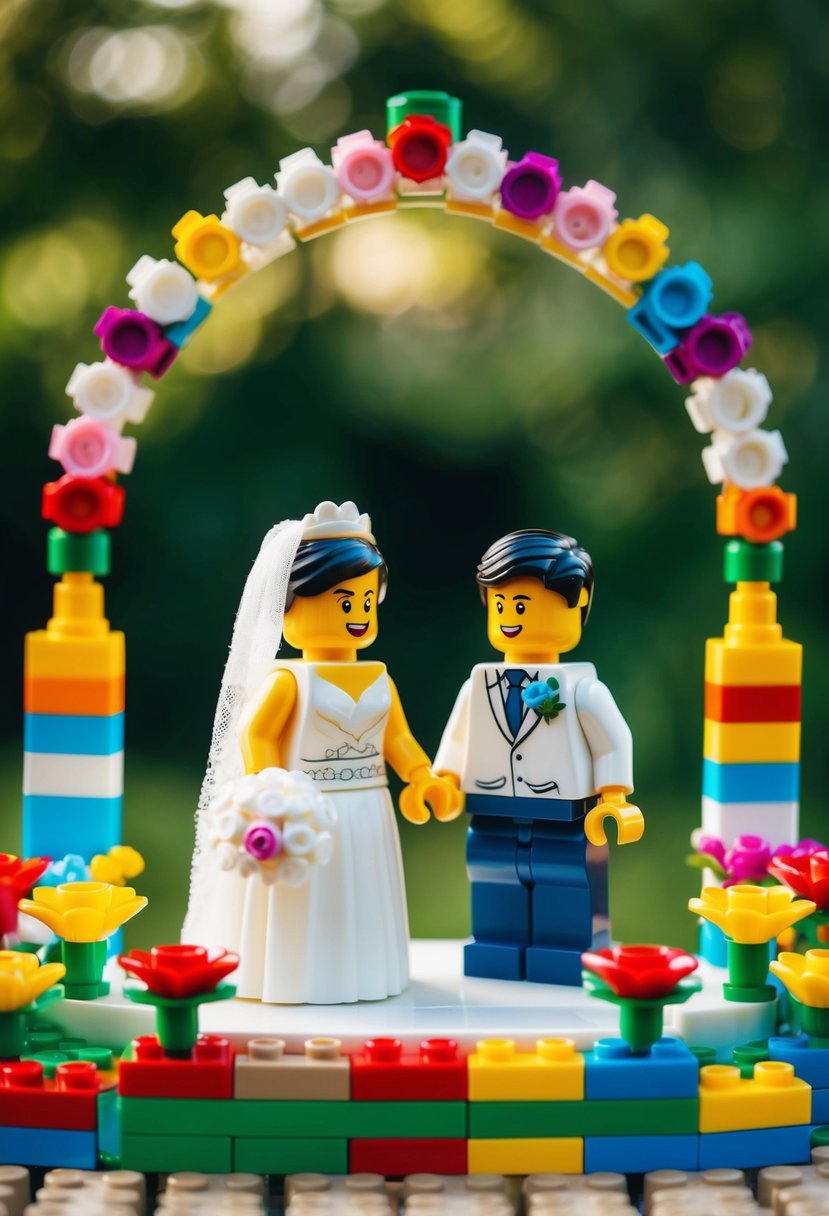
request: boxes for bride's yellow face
[284,568,381,653]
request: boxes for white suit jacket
[434,662,633,803]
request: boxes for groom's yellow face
[284,568,380,653]
[486,577,587,660]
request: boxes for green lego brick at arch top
[119,1096,467,1139]
[724,539,784,584]
[385,91,463,140]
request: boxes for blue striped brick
[702,760,799,803]
[24,712,124,756]
[23,794,121,859]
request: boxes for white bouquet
[208,767,336,886]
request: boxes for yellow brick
[539,233,587,273]
[444,198,496,223]
[468,1039,584,1102]
[493,210,544,244]
[293,211,346,241]
[705,638,802,687]
[583,263,639,308]
[699,1062,811,1134]
[703,720,801,764]
[25,630,125,681]
[468,1137,583,1175]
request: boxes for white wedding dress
[204,661,410,1005]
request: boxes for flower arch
[23,90,801,921]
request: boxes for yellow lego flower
[0,950,65,1012]
[688,884,815,945]
[770,949,829,1008]
[18,881,147,943]
[89,845,145,886]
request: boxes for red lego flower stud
[582,944,700,1054]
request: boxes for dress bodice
[276,661,391,791]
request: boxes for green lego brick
[120,1133,232,1173]
[468,1098,699,1139]
[120,1097,466,1139]
[723,539,783,584]
[811,1125,829,1148]
[689,1046,718,1068]
[234,1137,348,1174]
[385,90,463,140]
[47,527,111,576]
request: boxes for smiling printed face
[486,575,587,663]
[284,568,380,654]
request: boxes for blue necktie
[504,670,527,738]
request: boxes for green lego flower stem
[726,940,770,991]
[61,939,109,998]
[0,1011,26,1060]
[153,1001,200,1056]
[618,1001,665,1054]
[793,997,829,1042]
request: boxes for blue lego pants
[464,797,608,987]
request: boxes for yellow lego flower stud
[770,949,829,1041]
[0,950,65,1058]
[689,884,815,946]
[19,881,147,943]
[18,881,147,1001]
[0,950,65,1013]
[689,884,815,1005]
[89,845,145,887]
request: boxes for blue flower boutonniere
[522,677,566,724]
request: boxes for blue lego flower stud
[522,677,566,723]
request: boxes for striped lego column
[702,540,801,851]
[23,531,124,861]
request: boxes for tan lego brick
[234,1037,350,1100]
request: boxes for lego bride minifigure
[183,501,461,1004]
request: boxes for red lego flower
[0,854,49,938]
[118,944,239,1000]
[768,850,829,913]
[581,944,699,1000]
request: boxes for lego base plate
[45,940,775,1059]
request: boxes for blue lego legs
[465,810,608,986]
[526,820,608,986]
[465,816,530,980]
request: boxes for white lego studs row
[685,369,787,489]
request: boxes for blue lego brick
[813,1090,829,1124]
[769,1035,829,1089]
[0,1125,97,1168]
[22,794,121,859]
[24,712,124,756]
[584,1038,699,1100]
[699,921,728,967]
[702,760,799,803]
[163,295,212,348]
[626,262,712,354]
[698,1124,811,1169]
[584,1134,698,1173]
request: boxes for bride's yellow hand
[399,766,465,824]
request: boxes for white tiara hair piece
[299,500,375,543]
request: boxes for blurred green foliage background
[0,0,827,956]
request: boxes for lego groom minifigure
[435,529,644,986]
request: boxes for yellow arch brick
[703,720,801,764]
[699,1062,811,1134]
[705,638,802,687]
[468,1137,583,1175]
[468,1038,584,1102]
[25,632,125,681]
